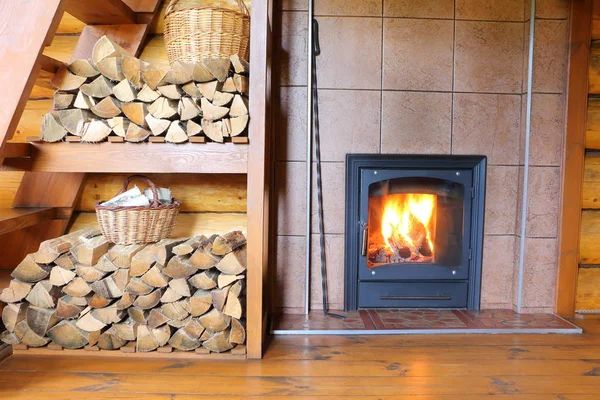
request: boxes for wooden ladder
[0,0,162,268]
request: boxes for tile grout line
[450,0,457,155]
[379,1,385,155]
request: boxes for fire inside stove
[368,193,438,267]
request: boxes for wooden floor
[0,317,599,399]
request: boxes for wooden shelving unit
[0,0,273,359]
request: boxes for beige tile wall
[273,0,570,313]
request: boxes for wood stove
[344,155,486,310]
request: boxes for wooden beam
[0,143,30,158]
[72,24,148,60]
[246,0,273,359]
[0,207,56,235]
[556,0,594,317]
[0,0,65,156]
[4,143,249,174]
[64,0,136,25]
[38,54,65,74]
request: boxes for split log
[185,120,202,137]
[80,76,114,98]
[223,291,242,319]
[113,79,138,102]
[2,303,28,332]
[168,278,192,297]
[178,97,200,121]
[222,77,237,93]
[88,293,111,309]
[203,58,230,82]
[21,281,57,309]
[15,320,49,347]
[199,308,230,332]
[92,36,129,65]
[125,277,153,296]
[56,296,85,319]
[55,253,77,270]
[122,102,148,126]
[123,57,149,89]
[71,236,110,266]
[0,280,32,303]
[202,329,233,353]
[147,309,169,329]
[153,238,187,265]
[201,98,229,120]
[79,119,112,142]
[130,246,156,277]
[165,120,188,143]
[230,280,244,297]
[116,292,135,310]
[164,256,197,279]
[216,248,247,275]
[48,320,92,349]
[233,74,249,95]
[0,330,19,345]
[230,54,249,74]
[136,324,171,352]
[92,304,125,324]
[182,81,202,98]
[97,327,127,350]
[146,114,170,135]
[74,91,96,109]
[76,264,107,283]
[108,117,129,137]
[112,318,138,340]
[213,91,234,107]
[184,318,204,339]
[173,236,204,256]
[53,92,75,110]
[197,80,218,101]
[148,97,178,119]
[212,231,246,255]
[49,266,76,287]
[229,318,245,344]
[90,274,124,299]
[112,269,128,292]
[161,287,182,303]
[68,59,99,78]
[192,61,214,82]
[189,289,212,317]
[230,115,249,137]
[59,109,93,136]
[26,306,59,336]
[11,254,50,283]
[77,307,107,332]
[91,96,122,118]
[169,328,200,351]
[164,61,194,84]
[229,94,249,117]
[63,277,93,297]
[211,286,229,312]
[141,265,170,288]
[161,301,189,321]
[158,84,183,100]
[218,274,243,289]
[142,68,168,90]
[190,246,221,270]
[199,329,212,341]
[96,57,125,81]
[125,123,150,142]
[133,289,162,309]
[202,119,223,142]
[40,112,67,142]
[137,84,161,102]
[51,68,87,91]
[221,118,232,137]
[189,269,219,290]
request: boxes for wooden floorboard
[0,317,598,398]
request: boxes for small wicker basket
[95,175,181,245]
[164,0,250,64]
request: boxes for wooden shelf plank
[4,143,248,174]
[64,0,136,25]
[0,207,56,236]
[1,143,30,158]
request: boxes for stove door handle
[361,223,368,256]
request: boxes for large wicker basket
[164,0,250,64]
[95,175,181,245]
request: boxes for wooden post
[556,0,593,316]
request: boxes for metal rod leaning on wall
[305,0,314,315]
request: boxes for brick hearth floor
[272,309,581,334]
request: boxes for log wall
[0,0,249,256]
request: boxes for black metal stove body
[344,155,487,310]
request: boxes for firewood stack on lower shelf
[0,228,247,355]
[42,36,250,144]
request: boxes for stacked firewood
[42,36,249,144]
[0,228,246,353]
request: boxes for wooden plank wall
[0,1,250,267]
[577,3,600,310]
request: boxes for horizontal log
[576,267,600,310]
[0,208,56,236]
[64,0,136,25]
[583,152,600,209]
[580,210,600,264]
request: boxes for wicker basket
[164,0,250,64]
[95,175,181,245]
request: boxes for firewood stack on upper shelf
[42,36,250,144]
[0,228,247,355]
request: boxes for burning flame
[381,194,436,256]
